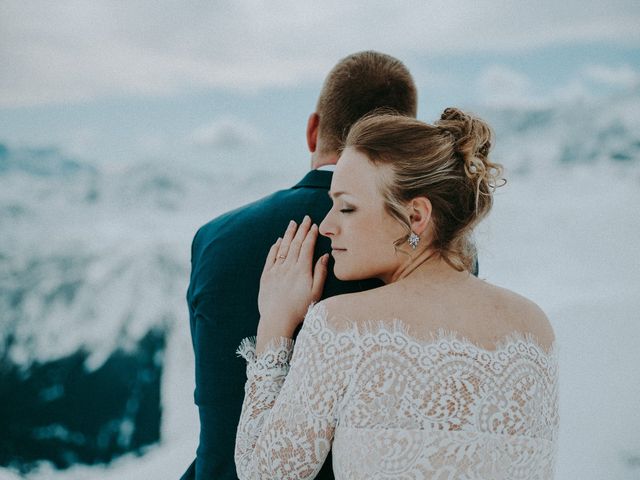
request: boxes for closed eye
[340,208,354,213]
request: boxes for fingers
[311,254,329,300]
[299,223,318,266]
[276,220,297,262]
[264,237,282,269]
[286,216,312,263]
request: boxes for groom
[181,51,418,480]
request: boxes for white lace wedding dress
[235,303,559,479]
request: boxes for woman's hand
[256,215,328,353]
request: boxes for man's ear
[306,113,320,153]
[409,196,432,236]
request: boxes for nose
[319,209,335,238]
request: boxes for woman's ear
[408,196,432,236]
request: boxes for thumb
[311,254,329,301]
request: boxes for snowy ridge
[479,88,640,177]
[0,145,285,369]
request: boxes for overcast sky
[1,1,639,169]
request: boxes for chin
[334,271,353,281]
[333,263,371,282]
[332,263,354,281]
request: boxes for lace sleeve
[234,303,358,480]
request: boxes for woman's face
[319,147,407,282]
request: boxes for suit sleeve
[187,228,260,479]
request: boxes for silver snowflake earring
[408,232,420,250]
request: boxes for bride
[234,109,559,479]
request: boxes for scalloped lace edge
[309,302,558,360]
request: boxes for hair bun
[436,107,502,190]
[438,107,491,160]
[440,107,466,122]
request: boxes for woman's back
[308,288,559,479]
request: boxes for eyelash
[340,208,354,213]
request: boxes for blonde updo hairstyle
[344,108,504,272]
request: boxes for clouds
[477,66,535,108]
[583,64,640,89]
[475,63,640,108]
[0,2,327,107]
[1,1,639,107]
[188,118,262,150]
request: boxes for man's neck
[311,153,338,170]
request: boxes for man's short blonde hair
[316,51,418,155]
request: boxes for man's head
[308,51,418,167]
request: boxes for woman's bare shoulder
[316,281,556,353]
[316,288,388,331]
[479,281,556,351]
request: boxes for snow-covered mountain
[1,88,639,479]
[480,88,640,174]
[0,142,285,472]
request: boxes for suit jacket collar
[292,169,332,190]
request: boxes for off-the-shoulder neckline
[307,302,558,360]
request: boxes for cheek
[350,225,400,267]
[333,209,404,274]
[346,210,397,249]
[363,215,404,252]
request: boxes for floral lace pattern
[235,303,559,479]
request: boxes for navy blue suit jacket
[181,170,381,479]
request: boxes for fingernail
[289,220,296,227]
[304,215,311,222]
